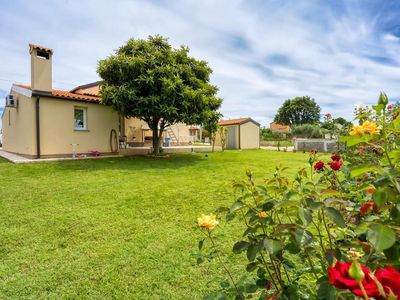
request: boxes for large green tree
[274,96,321,126]
[97,35,222,155]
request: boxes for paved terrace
[0,145,221,164]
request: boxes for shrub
[292,124,323,138]
[194,93,400,299]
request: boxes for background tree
[218,125,227,151]
[203,112,221,152]
[98,35,222,155]
[274,96,321,126]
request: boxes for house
[270,122,290,132]
[1,44,196,158]
[215,118,260,149]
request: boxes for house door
[227,126,237,149]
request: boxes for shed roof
[219,117,260,126]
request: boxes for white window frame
[74,107,88,131]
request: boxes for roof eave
[70,81,102,93]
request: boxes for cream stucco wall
[124,117,150,143]
[239,122,260,149]
[2,92,36,156]
[169,123,193,144]
[31,49,52,92]
[39,97,119,156]
[123,118,193,144]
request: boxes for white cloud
[0,0,400,127]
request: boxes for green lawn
[0,150,309,299]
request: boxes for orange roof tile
[219,118,254,126]
[270,122,290,131]
[14,84,100,103]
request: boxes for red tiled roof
[270,122,290,131]
[219,118,253,126]
[14,84,100,103]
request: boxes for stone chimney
[29,44,53,92]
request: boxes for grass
[0,150,310,299]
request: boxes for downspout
[238,124,241,149]
[35,96,40,159]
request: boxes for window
[74,107,87,130]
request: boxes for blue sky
[1,0,400,126]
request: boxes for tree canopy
[97,35,222,154]
[274,96,321,126]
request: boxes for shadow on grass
[50,153,205,171]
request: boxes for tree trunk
[152,131,161,155]
[149,118,162,155]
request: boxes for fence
[294,138,338,153]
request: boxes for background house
[270,122,290,133]
[1,44,198,158]
[2,45,119,158]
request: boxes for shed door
[227,126,237,149]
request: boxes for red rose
[387,104,393,110]
[325,113,332,118]
[360,201,379,216]
[313,161,325,171]
[375,266,400,298]
[331,154,341,161]
[328,261,380,298]
[328,160,342,171]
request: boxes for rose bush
[194,93,400,299]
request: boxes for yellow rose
[350,121,380,135]
[361,120,380,135]
[198,214,219,229]
[257,211,268,218]
[350,125,364,136]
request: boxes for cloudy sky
[1,0,400,126]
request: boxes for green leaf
[246,262,258,272]
[198,239,205,250]
[246,243,259,261]
[275,200,299,208]
[339,134,371,146]
[305,197,323,210]
[230,200,246,213]
[373,187,398,207]
[233,241,249,254]
[317,281,337,300]
[263,238,282,256]
[367,224,396,252]
[298,207,312,226]
[350,165,377,178]
[325,207,346,228]
[292,228,313,247]
[273,224,297,235]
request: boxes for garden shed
[216,118,260,149]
